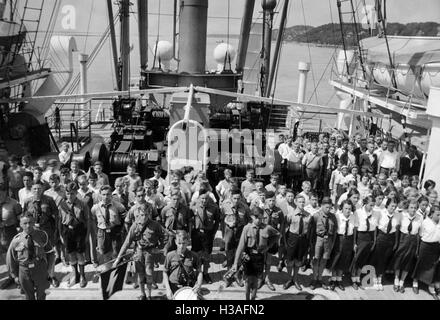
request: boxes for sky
[52,0,440,37]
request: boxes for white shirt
[420,217,440,243]
[336,211,355,236]
[380,150,399,169]
[388,178,401,189]
[377,209,400,234]
[366,150,375,165]
[18,188,33,207]
[335,148,345,158]
[400,212,422,235]
[355,207,378,232]
[304,204,320,217]
[357,182,371,200]
[417,208,429,219]
[337,192,348,206]
[278,143,291,160]
[58,150,72,165]
[374,148,385,158]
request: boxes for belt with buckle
[19,259,40,268]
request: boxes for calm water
[72,37,339,107]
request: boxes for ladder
[10,0,45,73]
[336,0,367,80]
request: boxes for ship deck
[0,232,434,301]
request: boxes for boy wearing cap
[232,207,280,300]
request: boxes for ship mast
[261,0,276,97]
[120,0,130,92]
[106,0,121,91]
[137,0,148,71]
[236,0,256,74]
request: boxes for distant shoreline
[207,34,340,48]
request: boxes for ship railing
[46,100,93,152]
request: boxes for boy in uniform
[310,197,337,290]
[161,190,193,255]
[283,194,313,291]
[221,189,251,285]
[232,207,280,300]
[163,230,203,300]
[261,191,284,290]
[23,182,60,288]
[191,190,221,284]
[91,185,127,270]
[6,214,53,300]
[115,202,168,300]
[0,182,22,289]
[59,182,90,287]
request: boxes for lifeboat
[361,36,440,100]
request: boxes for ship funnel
[213,43,236,73]
[154,40,173,71]
[178,0,208,74]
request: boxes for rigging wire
[270,0,292,99]
[223,0,231,72]
[300,0,319,105]
[152,0,162,69]
[83,0,96,53]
